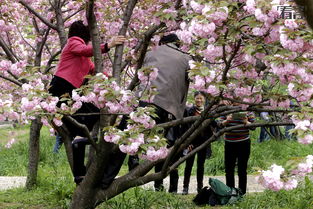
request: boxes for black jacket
[182,106,216,147]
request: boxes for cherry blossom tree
[1,0,313,208]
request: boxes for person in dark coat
[181,91,215,195]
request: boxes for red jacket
[55,36,109,88]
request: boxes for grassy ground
[0,125,313,208]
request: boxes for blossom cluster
[103,106,168,161]
[257,164,298,191]
[258,155,313,191]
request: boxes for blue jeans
[53,135,63,153]
[258,126,276,143]
[285,125,295,140]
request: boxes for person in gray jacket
[137,33,190,121]
[101,34,191,190]
[137,33,191,191]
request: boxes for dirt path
[0,175,264,193]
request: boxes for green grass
[0,125,313,208]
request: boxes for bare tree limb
[222,39,242,83]
[112,0,138,83]
[63,116,98,151]
[64,6,85,21]
[19,0,58,31]
[86,0,103,73]
[0,74,23,86]
[53,0,67,48]
[0,36,18,63]
[44,50,61,73]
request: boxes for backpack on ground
[193,178,243,206]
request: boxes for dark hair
[159,33,180,47]
[194,91,206,98]
[68,20,90,44]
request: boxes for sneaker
[182,187,188,195]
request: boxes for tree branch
[43,50,61,73]
[127,23,166,90]
[19,0,58,31]
[0,36,18,63]
[86,0,103,73]
[0,74,23,86]
[64,6,85,21]
[112,0,138,83]
[63,116,98,150]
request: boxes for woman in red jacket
[49,20,125,184]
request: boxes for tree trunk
[26,117,42,189]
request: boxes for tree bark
[295,0,313,29]
[112,0,138,83]
[26,117,43,189]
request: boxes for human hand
[108,35,126,48]
[222,114,232,126]
[243,116,251,125]
[220,100,232,106]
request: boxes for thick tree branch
[63,116,98,150]
[53,0,67,48]
[161,98,220,174]
[19,0,58,31]
[86,0,103,73]
[0,37,18,63]
[222,39,242,83]
[112,0,138,83]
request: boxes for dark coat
[183,106,216,147]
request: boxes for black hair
[68,20,90,44]
[194,91,206,98]
[159,33,181,47]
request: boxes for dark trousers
[224,139,250,194]
[49,76,100,178]
[49,76,100,137]
[100,101,172,189]
[183,145,208,190]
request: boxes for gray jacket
[137,44,191,119]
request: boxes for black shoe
[182,187,188,195]
[74,176,84,185]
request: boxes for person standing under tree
[217,104,255,195]
[182,91,215,195]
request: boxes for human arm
[216,115,232,128]
[70,36,126,57]
[243,112,256,129]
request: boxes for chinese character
[277,5,304,19]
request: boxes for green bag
[208,178,243,205]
